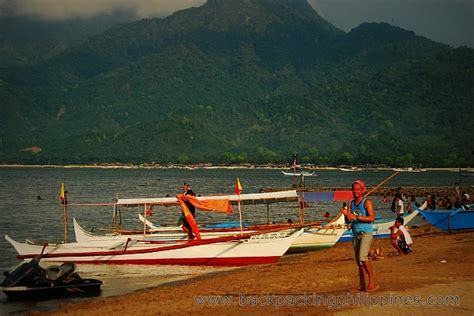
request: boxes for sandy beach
[29,226,473,315]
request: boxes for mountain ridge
[1,0,472,166]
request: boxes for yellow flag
[235,178,243,195]
[59,182,65,201]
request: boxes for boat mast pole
[237,198,243,235]
[143,204,148,239]
[63,199,68,242]
[266,204,270,225]
[59,182,68,242]
[292,153,297,187]
[298,195,305,225]
[235,178,244,235]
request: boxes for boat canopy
[116,190,300,207]
[299,191,353,202]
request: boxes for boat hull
[5,230,302,267]
[281,170,316,176]
[338,211,419,242]
[287,219,346,253]
[420,209,474,232]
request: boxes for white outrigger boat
[5,190,351,267]
[73,190,348,253]
[6,191,310,266]
[281,170,316,177]
[5,229,303,266]
[74,214,346,253]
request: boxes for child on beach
[341,180,379,292]
[390,217,413,256]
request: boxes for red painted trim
[41,256,280,266]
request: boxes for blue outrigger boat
[419,208,474,233]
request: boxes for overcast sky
[1,0,472,48]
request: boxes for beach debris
[440,259,447,263]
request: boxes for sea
[0,167,466,314]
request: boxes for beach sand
[30,226,473,315]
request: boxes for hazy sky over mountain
[0,0,472,48]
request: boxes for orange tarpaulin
[177,194,233,240]
[184,195,233,214]
[177,195,201,240]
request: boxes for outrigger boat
[5,229,303,266]
[74,214,346,254]
[281,170,316,177]
[392,167,426,172]
[338,210,419,242]
[5,192,307,266]
[418,208,474,233]
[339,167,362,172]
[73,190,349,253]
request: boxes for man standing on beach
[180,183,197,239]
[341,180,379,292]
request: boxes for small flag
[60,182,65,200]
[59,182,66,204]
[235,177,243,195]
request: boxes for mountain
[0,12,136,67]
[1,0,473,167]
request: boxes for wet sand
[30,226,473,315]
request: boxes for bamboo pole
[266,204,270,225]
[237,199,243,235]
[364,171,401,197]
[143,204,148,239]
[59,182,68,242]
[62,201,68,242]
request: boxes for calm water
[0,167,464,314]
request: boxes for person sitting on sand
[341,180,379,293]
[390,217,413,256]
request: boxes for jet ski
[1,250,102,300]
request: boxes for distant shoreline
[0,164,471,173]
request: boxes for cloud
[0,0,206,20]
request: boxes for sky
[0,0,472,48]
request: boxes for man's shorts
[353,232,373,262]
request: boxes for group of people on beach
[385,183,471,215]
